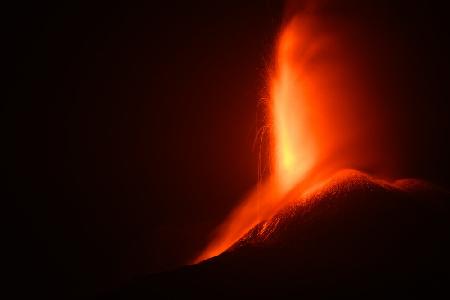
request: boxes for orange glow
[194,3,393,263]
[271,17,316,192]
[194,17,322,263]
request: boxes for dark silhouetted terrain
[105,170,450,298]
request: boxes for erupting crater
[195,5,394,263]
[107,2,450,299]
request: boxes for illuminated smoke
[194,0,396,263]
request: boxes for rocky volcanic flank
[106,170,450,298]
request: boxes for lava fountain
[194,1,394,263]
[271,16,316,194]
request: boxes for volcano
[106,170,450,298]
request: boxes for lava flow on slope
[195,0,398,263]
[108,169,450,298]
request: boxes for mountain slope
[106,170,450,298]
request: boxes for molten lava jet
[195,2,406,263]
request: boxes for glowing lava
[194,17,321,263]
[271,17,316,193]
[194,2,389,263]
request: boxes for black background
[8,0,450,298]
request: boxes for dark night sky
[8,0,450,298]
